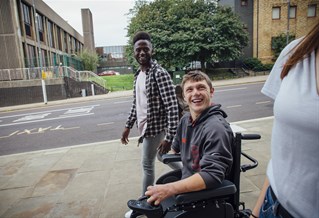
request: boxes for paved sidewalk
[0,117,273,218]
[0,75,271,218]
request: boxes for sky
[43,0,137,47]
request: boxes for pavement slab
[0,117,273,217]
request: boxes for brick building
[253,0,319,63]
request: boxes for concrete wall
[0,78,108,107]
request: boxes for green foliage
[272,33,295,60]
[101,74,134,91]
[243,57,273,71]
[78,49,99,71]
[126,0,248,69]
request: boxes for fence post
[91,84,95,96]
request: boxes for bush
[243,58,264,71]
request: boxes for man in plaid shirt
[121,31,180,218]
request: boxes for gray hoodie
[172,104,233,189]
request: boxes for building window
[36,13,44,42]
[63,31,68,52]
[57,27,62,50]
[289,6,296,19]
[22,3,32,37]
[272,7,281,19]
[241,0,248,6]
[27,45,36,67]
[47,21,55,48]
[308,4,317,17]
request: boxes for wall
[254,0,319,63]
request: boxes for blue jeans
[259,187,283,218]
[141,131,182,195]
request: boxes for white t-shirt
[136,71,148,136]
[262,38,319,217]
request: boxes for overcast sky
[43,0,137,47]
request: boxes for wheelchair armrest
[241,133,261,140]
[175,180,236,204]
[162,154,181,164]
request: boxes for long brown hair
[281,23,319,79]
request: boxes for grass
[101,74,134,91]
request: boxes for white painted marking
[0,113,93,127]
[0,130,19,139]
[226,105,242,108]
[114,100,132,104]
[64,107,93,114]
[97,122,114,126]
[215,87,247,92]
[0,104,100,119]
[50,125,80,131]
[13,113,51,122]
[256,101,271,104]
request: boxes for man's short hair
[133,31,152,45]
[181,70,213,92]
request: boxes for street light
[286,0,290,45]
[32,0,47,104]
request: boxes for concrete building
[219,0,254,58]
[254,0,319,63]
[81,8,95,52]
[96,45,133,74]
[0,0,95,71]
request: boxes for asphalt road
[0,82,273,155]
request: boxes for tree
[126,0,248,70]
[78,49,99,72]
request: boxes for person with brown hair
[251,23,319,218]
[145,70,234,206]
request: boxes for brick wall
[254,0,319,63]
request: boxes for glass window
[27,45,36,67]
[272,7,281,19]
[241,0,248,6]
[308,4,317,17]
[36,13,44,42]
[47,21,54,47]
[289,6,296,19]
[22,3,31,37]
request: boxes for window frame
[241,0,248,7]
[307,4,317,17]
[272,7,281,20]
[289,6,297,19]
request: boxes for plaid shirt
[125,60,179,143]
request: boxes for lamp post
[32,0,47,104]
[286,0,290,45]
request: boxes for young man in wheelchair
[145,70,234,206]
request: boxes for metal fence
[0,66,106,89]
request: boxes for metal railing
[0,66,107,89]
[66,67,107,89]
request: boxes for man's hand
[121,127,130,145]
[145,184,175,206]
[157,140,171,154]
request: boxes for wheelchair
[127,132,260,218]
